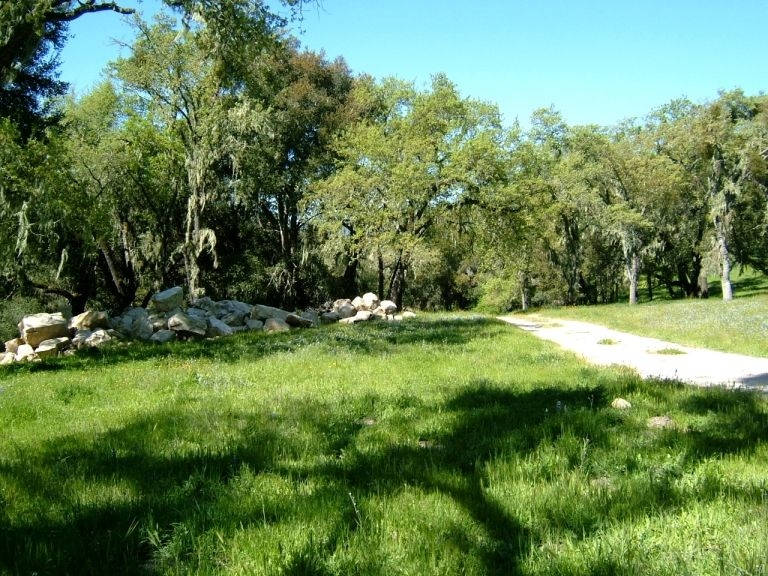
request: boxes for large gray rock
[300,309,320,326]
[220,311,247,327]
[362,292,380,310]
[35,337,70,359]
[4,338,22,355]
[207,317,233,337]
[379,300,397,314]
[148,314,168,331]
[245,319,264,331]
[168,311,207,337]
[69,310,108,331]
[217,300,252,318]
[0,352,14,365]
[150,329,176,344]
[149,286,184,312]
[131,316,154,341]
[264,317,290,333]
[18,312,69,348]
[321,311,340,324]
[332,299,356,319]
[186,307,210,320]
[251,304,291,322]
[190,297,220,315]
[286,313,313,328]
[15,344,36,362]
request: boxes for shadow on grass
[0,319,767,574]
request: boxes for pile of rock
[320,292,416,324]
[0,287,417,365]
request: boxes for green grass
[652,348,687,355]
[538,272,768,357]
[1,316,767,575]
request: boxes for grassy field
[1,316,767,575]
[538,272,768,357]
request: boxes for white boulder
[35,336,71,359]
[69,310,108,331]
[4,338,22,355]
[18,312,69,348]
[379,300,397,314]
[352,296,365,310]
[362,292,380,310]
[0,352,14,365]
[15,344,36,362]
[85,329,113,348]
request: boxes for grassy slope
[538,273,768,358]
[0,316,766,575]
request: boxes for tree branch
[46,1,135,23]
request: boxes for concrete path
[499,315,768,391]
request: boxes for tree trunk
[716,217,733,301]
[708,148,733,301]
[627,251,639,305]
[646,270,653,301]
[377,249,384,298]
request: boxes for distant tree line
[1,1,767,315]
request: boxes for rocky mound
[1,288,416,365]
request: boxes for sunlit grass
[540,271,768,357]
[0,315,766,575]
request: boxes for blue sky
[59,0,768,127]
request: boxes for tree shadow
[1,319,767,574]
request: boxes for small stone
[647,416,675,430]
[393,314,403,322]
[401,311,417,319]
[207,317,234,337]
[150,329,176,344]
[148,286,184,312]
[264,317,290,333]
[611,398,632,410]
